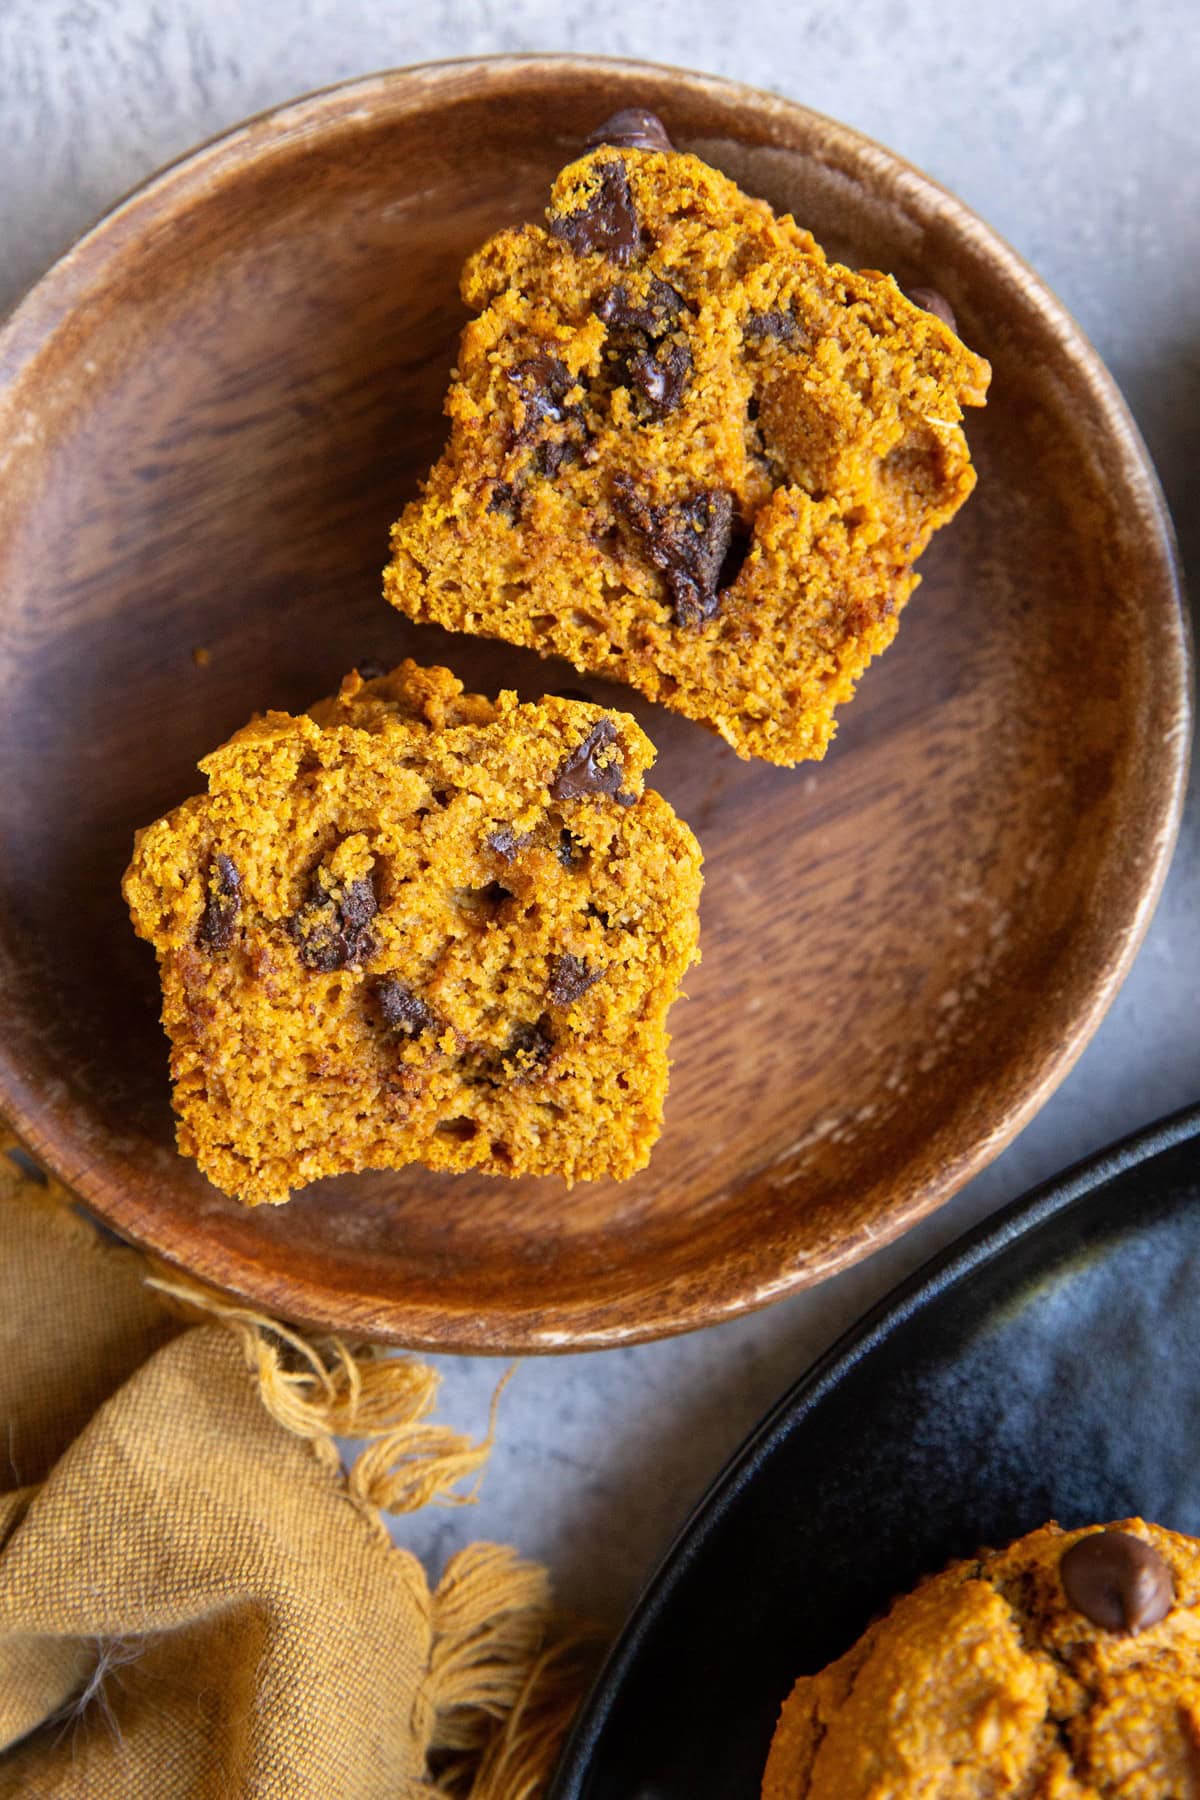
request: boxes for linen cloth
[0,1143,589,1798]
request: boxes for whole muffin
[762,1519,1200,1799]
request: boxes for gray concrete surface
[2,0,1196,1626]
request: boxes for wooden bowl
[0,58,1188,1352]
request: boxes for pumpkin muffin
[385,108,990,767]
[762,1519,1200,1799]
[123,659,702,1206]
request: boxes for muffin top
[763,1519,1200,1799]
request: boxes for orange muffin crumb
[123,660,701,1205]
[385,113,989,766]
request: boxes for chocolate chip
[289,873,378,972]
[626,338,692,418]
[1060,1531,1174,1634]
[374,977,438,1037]
[356,661,387,681]
[485,825,531,862]
[339,880,376,929]
[502,1016,555,1079]
[550,158,642,265]
[534,439,580,479]
[508,354,578,437]
[596,277,684,338]
[584,108,674,154]
[548,953,604,1006]
[550,719,635,805]
[743,308,797,342]
[596,278,691,418]
[612,475,736,627]
[487,481,521,521]
[902,284,958,334]
[198,854,241,951]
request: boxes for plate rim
[549,1098,1200,1793]
[0,54,1191,1352]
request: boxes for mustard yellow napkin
[0,1144,591,1798]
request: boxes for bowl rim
[548,1098,1200,1791]
[0,54,1190,1352]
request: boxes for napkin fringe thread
[437,1620,604,1799]
[145,1268,511,1522]
[144,1271,597,1792]
[3,1143,599,1794]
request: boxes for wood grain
[0,59,1188,1351]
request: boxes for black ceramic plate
[550,1103,1200,1800]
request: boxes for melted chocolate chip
[743,308,797,342]
[508,354,578,437]
[902,284,958,334]
[198,854,241,951]
[485,825,531,863]
[1060,1531,1174,1634]
[596,276,684,338]
[626,338,692,418]
[613,475,736,627]
[596,277,691,418]
[583,108,674,154]
[534,439,580,479]
[548,953,604,1006]
[374,977,438,1037]
[356,661,387,682]
[487,481,520,521]
[501,1016,555,1079]
[550,159,642,265]
[289,874,378,972]
[550,719,635,805]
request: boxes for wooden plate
[0,58,1188,1352]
